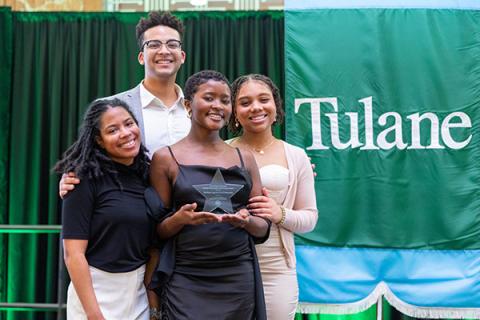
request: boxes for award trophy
[193,169,244,213]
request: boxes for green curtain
[6,12,145,320]
[0,6,13,314]
[175,11,285,138]
[1,9,443,320]
[4,11,284,320]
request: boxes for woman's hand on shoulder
[247,187,282,224]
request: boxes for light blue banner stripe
[285,0,480,10]
[296,246,480,307]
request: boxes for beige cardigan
[278,141,318,268]
[227,138,318,269]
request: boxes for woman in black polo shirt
[55,98,153,320]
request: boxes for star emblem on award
[193,169,244,213]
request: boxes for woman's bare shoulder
[152,146,173,163]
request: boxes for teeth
[122,140,135,148]
[250,114,267,120]
[208,114,223,120]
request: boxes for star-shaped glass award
[193,169,244,213]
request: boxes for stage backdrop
[1,11,284,320]
[286,0,480,318]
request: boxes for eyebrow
[145,38,180,42]
[239,92,270,98]
[103,125,118,132]
[103,117,133,128]
[202,90,230,95]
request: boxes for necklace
[244,138,276,155]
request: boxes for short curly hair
[229,74,284,134]
[184,70,231,102]
[136,11,184,50]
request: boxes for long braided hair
[54,98,150,183]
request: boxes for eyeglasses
[141,39,182,51]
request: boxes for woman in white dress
[228,74,318,320]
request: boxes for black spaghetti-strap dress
[153,147,267,320]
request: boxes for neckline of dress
[259,164,289,171]
[177,163,242,171]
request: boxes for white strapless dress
[256,164,298,320]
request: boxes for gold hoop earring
[187,110,192,119]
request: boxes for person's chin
[121,146,140,158]
[245,122,270,132]
[156,65,178,74]
[204,122,224,131]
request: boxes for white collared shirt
[140,83,191,155]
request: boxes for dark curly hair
[184,70,231,102]
[136,11,184,50]
[229,74,284,135]
[54,98,150,184]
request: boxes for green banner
[286,9,480,250]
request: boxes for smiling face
[96,107,141,166]
[234,80,277,134]
[138,25,185,81]
[187,80,232,131]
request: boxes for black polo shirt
[62,163,154,273]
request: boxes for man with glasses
[119,11,190,154]
[60,11,190,196]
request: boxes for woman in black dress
[148,70,269,320]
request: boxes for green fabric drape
[6,12,145,320]
[0,6,13,312]
[4,11,284,320]
[175,11,285,138]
